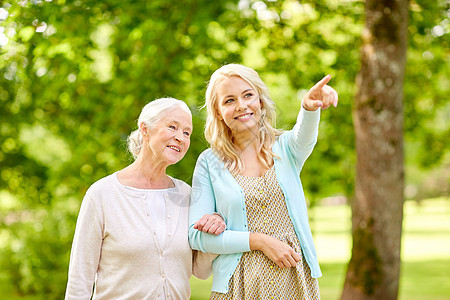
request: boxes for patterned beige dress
[210,166,320,300]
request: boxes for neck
[135,154,168,178]
[118,154,173,189]
[232,127,260,152]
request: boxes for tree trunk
[341,1,408,300]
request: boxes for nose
[174,130,183,143]
[235,98,247,111]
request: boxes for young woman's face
[216,76,262,135]
[144,107,192,166]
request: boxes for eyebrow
[222,89,254,99]
[170,120,192,132]
[172,119,192,132]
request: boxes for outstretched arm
[284,75,339,171]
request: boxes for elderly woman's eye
[169,125,176,130]
[183,131,190,137]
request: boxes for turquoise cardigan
[188,107,322,293]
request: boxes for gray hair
[127,97,191,159]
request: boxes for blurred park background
[0,0,448,299]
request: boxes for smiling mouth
[167,146,180,152]
[234,113,253,120]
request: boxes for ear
[139,123,149,136]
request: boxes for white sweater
[65,173,215,300]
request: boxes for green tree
[341,0,408,299]
[0,0,448,298]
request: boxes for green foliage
[1,0,239,297]
[405,0,450,168]
[403,0,450,199]
[1,209,73,298]
[0,0,448,298]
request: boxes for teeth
[236,114,252,120]
[168,146,180,152]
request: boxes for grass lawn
[190,198,450,300]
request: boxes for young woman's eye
[244,93,253,98]
[224,98,234,104]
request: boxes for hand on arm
[194,213,226,235]
[302,75,338,111]
[249,232,301,268]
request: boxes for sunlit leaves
[0,0,239,296]
[0,0,448,297]
[405,0,449,170]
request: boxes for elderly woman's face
[145,107,192,166]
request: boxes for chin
[169,154,185,165]
[235,122,259,132]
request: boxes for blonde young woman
[188,64,338,299]
[65,98,225,300]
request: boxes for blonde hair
[204,64,282,174]
[127,97,191,159]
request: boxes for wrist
[302,99,321,111]
[302,103,318,111]
[249,232,264,251]
[212,212,224,221]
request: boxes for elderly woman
[65,98,225,300]
[189,64,338,299]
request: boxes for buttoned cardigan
[65,174,215,300]
[188,107,322,293]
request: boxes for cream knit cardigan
[65,173,216,300]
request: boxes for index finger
[310,74,331,93]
